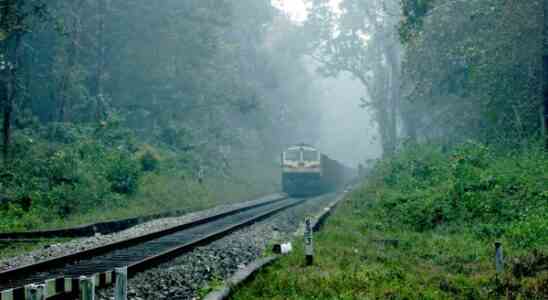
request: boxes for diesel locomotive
[281,144,352,196]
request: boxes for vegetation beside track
[0,239,70,260]
[231,142,548,300]
[0,123,279,233]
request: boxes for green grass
[231,142,548,300]
[1,170,278,232]
[0,239,69,260]
[231,197,495,299]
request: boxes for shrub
[44,123,81,144]
[47,149,80,186]
[136,144,161,172]
[364,141,548,247]
[1,125,143,226]
[105,151,141,195]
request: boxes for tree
[306,0,402,156]
[400,0,544,146]
[544,0,548,148]
[0,0,45,162]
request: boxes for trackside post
[79,276,95,300]
[304,216,314,265]
[495,241,504,275]
[115,267,128,300]
[25,284,45,300]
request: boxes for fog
[1,0,545,229]
[271,0,382,166]
[314,73,382,166]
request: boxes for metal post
[25,284,45,300]
[79,275,95,300]
[495,241,504,275]
[1,289,14,300]
[115,267,128,300]
[304,216,314,266]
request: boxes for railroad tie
[1,270,115,300]
[0,288,14,300]
[44,278,72,298]
[0,287,24,300]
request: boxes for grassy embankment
[232,142,548,299]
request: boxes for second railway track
[0,195,308,295]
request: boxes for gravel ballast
[97,193,339,300]
[0,194,284,272]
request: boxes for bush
[0,121,277,233]
[44,122,82,144]
[47,149,80,186]
[0,124,143,227]
[136,144,161,172]
[364,141,548,247]
[105,151,141,195]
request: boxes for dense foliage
[0,1,323,230]
[305,0,547,151]
[369,142,548,247]
[400,0,546,146]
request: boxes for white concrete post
[25,284,45,300]
[79,275,95,300]
[115,267,128,300]
[0,289,14,300]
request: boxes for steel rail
[127,197,306,275]
[0,194,291,291]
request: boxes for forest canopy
[0,0,325,229]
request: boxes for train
[281,144,354,196]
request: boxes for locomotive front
[281,144,321,196]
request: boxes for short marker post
[79,275,95,300]
[495,241,504,275]
[1,289,14,300]
[64,278,72,293]
[25,284,45,300]
[304,216,314,266]
[115,267,128,300]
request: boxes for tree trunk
[94,0,107,121]
[1,1,13,163]
[1,78,11,162]
[401,104,421,143]
[540,104,546,144]
[379,39,401,156]
[544,0,548,149]
[58,6,81,123]
[375,71,396,157]
[387,46,400,152]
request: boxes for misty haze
[0,0,547,299]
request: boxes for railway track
[0,194,307,298]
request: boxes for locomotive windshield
[303,150,318,161]
[285,150,300,161]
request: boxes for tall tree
[306,0,402,156]
[400,0,544,146]
[539,0,548,150]
[0,0,45,161]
